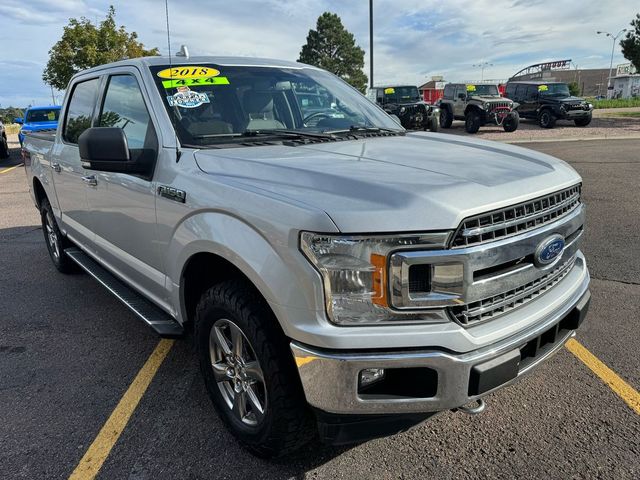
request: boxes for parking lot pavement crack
[590,275,640,286]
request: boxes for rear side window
[505,84,516,99]
[63,79,99,144]
[98,75,153,149]
[443,84,454,99]
[525,85,538,101]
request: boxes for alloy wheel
[45,211,61,261]
[209,318,266,427]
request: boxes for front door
[453,85,466,118]
[86,71,166,306]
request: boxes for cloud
[0,0,635,106]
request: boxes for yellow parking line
[0,163,23,174]
[69,339,174,480]
[566,338,640,415]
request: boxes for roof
[372,85,417,89]
[418,80,444,90]
[77,55,316,76]
[27,105,61,110]
[507,80,565,85]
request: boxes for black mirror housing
[79,127,146,173]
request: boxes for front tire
[464,110,481,134]
[195,280,315,458]
[574,115,592,127]
[503,111,520,132]
[538,109,556,128]
[40,198,77,273]
[0,135,9,159]
[428,114,439,132]
[440,108,453,128]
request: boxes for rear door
[453,85,466,117]
[86,69,166,304]
[52,77,100,245]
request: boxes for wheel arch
[32,177,47,209]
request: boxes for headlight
[484,103,490,110]
[300,232,448,325]
[587,103,593,110]
[399,106,406,114]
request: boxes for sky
[0,0,637,107]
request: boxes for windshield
[382,86,420,103]
[149,64,402,146]
[466,85,499,96]
[538,83,571,97]
[26,109,60,123]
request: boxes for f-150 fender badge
[158,185,186,203]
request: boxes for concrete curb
[501,135,640,144]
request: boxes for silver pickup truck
[24,56,591,457]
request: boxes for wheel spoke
[244,361,264,384]
[245,385,265,421]
[211,362,228,382]
[212,326,232,356]
[232,390,247,419]
[230,325,244,358]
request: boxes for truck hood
[194,132,581,233]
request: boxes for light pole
[369,0,373,89]
[596,28,627,97]
[472,61,493,81]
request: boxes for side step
[65,247,184,338]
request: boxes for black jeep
[368,85,439,131]
[505,81,593,128]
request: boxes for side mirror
[14,117,24,125]
[78,127,143,173]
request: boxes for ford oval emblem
[534,234,565,267]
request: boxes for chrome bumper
[291,271,590,415]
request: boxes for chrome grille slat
[451,256,576,325]
[452,185,581,248]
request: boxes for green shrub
[592,98,640,109]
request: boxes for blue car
[16,106,61,146]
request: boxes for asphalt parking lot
[1,134,638,479]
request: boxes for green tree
[568,81,580,96]
[43,6,159,90]
[620,13,640,71]
[298,12,368,93]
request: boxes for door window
[63,79,99,144]
[99,75,153,149]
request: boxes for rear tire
[464,110,481,134]
[0,135,9,159]
[538,110,556,128]
[503,111,520,132]
[195,279,315,458]
[574,115,592,127]
[40,198,77,273]
[440,108,453,128]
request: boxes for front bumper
[291,280,590,415]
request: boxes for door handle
[82,175,98,187]
[52,162,61,173]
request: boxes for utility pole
[369,0,373,89]
[50,85,56,106]
[596,28,627,98]
[472,61,493,81]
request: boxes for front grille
[450,256,576,325]
[488,101,511,112]
[451,185,581,248]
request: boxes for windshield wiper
[242,129,336,139]
[325,125,403,135]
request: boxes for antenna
[165,0,182,163]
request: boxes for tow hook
[453,398,486,416]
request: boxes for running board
[65,247,184,338]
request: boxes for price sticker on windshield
[466,84,477,92]
[384,88,395,94]
[538,85,549,92]
[157,66,220,79]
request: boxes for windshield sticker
[161,77,230,89]
[384,88,395,94]
[47,111,56,120]
[167,87,211,108]
[538,85,549,92]
[157,66,220,79]
[466,85,477,92]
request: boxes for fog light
[360,368,385,387]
